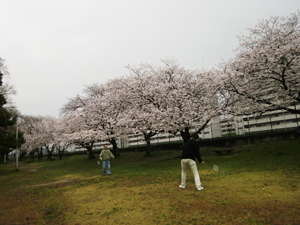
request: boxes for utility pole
[15,119,19,171]
[294,101,299,127]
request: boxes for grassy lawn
[0,139,299,225]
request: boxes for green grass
[0,140,300,224]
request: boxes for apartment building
[202,105,300,138]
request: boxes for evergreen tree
[0,65,24,162]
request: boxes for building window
[272,122,280,125]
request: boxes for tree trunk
[29,150,35,160]
[143,131,156,157]
[0,154,5,163]
[37,147,43,160]
[58,145,67,160]
[86,146,96,159]
[145,138,151,157]
[19,150,27,159]
[58,150,63,159]
[47,150,53,160]
[81,141,96,159]
[110,138,120,158]
[47,145,55,160]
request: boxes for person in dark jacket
[179,133,205,191]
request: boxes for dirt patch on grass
[33,178,72,187]
[18,165,37,173]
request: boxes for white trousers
[181,159,201,188]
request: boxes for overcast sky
[0,0,299,118]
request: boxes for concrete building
[206,104,300,138]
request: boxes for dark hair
[191,133,199,140]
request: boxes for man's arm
[196,151,205,164]
[194,142,204,164]
[109,150,115,159]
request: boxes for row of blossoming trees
[20,59,222,159]
[19,11,300,160]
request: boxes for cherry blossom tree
[215,11,300,116]
[41,117,59,160]
[61,84,124,159]
[61,106,99,159]
[125,59,221,141]
[53,117,71,159]
[20,115,58,160]
[20,115,44,159]
[110,59,222,157]
[107,75,164,156]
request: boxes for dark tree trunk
[86,146,96,159]
[37,147,43,160]
[0,154,5,163]
[47,151,53,160]
[29,150,35,160]
[47,148,53,160]
[109,137,120,158]
[58,150,64,159]
[47,145,56,160]
[19,150,27,159]
[145,138,151,157]
[143,131,156,157]
[58,145,68,159]
[81,141,96,159]
[29,151,34,160]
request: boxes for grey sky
[0,0,299,117]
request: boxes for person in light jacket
[99,145,115,175]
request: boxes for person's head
[191,133,199,141]
[104,145,107,150]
